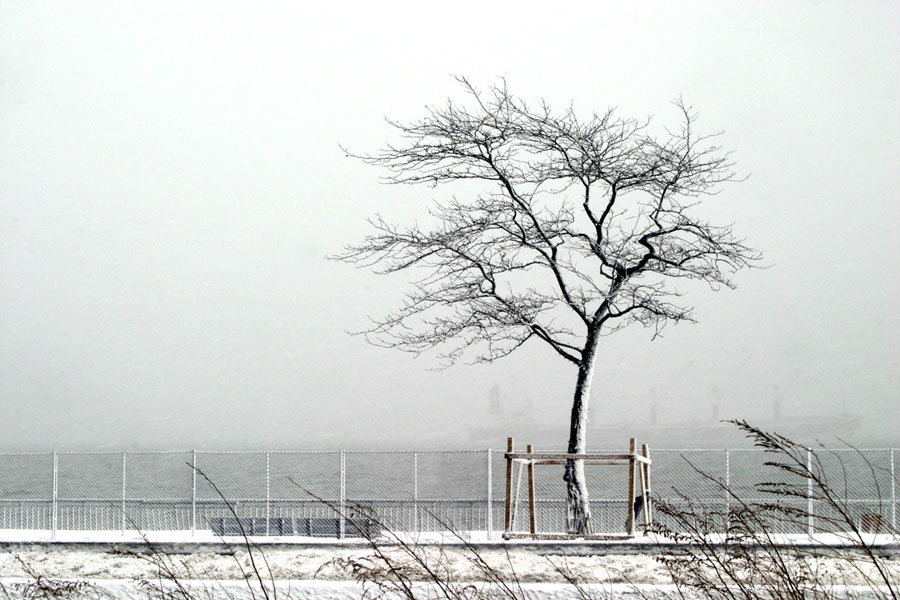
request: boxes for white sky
[1,1,898,450]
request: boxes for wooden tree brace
[503,436,653,540]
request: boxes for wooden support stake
[626,438,636,536]
[527,444,536,535]
[641,443,652,532]
[512,459,524,530]
[636,444,647,533]
[640,444,650,535]
[504,437,513,532]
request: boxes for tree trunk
[564,328,600,535]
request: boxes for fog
[2,2,898,451]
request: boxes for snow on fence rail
[0,448,896,539]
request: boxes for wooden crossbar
[529,459,634,466]
[506,452,650,465]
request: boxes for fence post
[488,448,492,541]
[339,450,346,540]
[806,447,814,536]
[413,452,418,533]
[191,450,197,537]
[627,438,636,536]
[121,452,127,534]
[891,448,896,532]
[51,451,58,541]
[504,437,513,534]
[725,449,730,532]
[526,444,536,536]
[265,451,271,536]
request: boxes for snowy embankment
[0,543,669,581]
[0,530,897,599]
[0,579,714,600]
[0,539,678,598]
[0,580,893,600]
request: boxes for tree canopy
[338,78,757,370]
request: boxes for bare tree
[337,78,758,535]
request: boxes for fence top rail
[113,450,195,455]
[196,450,340,455]
[0,498,53,502]
[1,447,897,455]
[1,496,890,504]
[0,452,54,457]
[343,449,490,454]
[654,447,900,452]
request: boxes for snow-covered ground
[0,579,808,600]
[0,544,678,598]
[0,544,668,581]
[0,530,897,599]
[3,527,898,546]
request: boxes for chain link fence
[0,448,896,539]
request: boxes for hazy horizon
[2,2,898,452]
